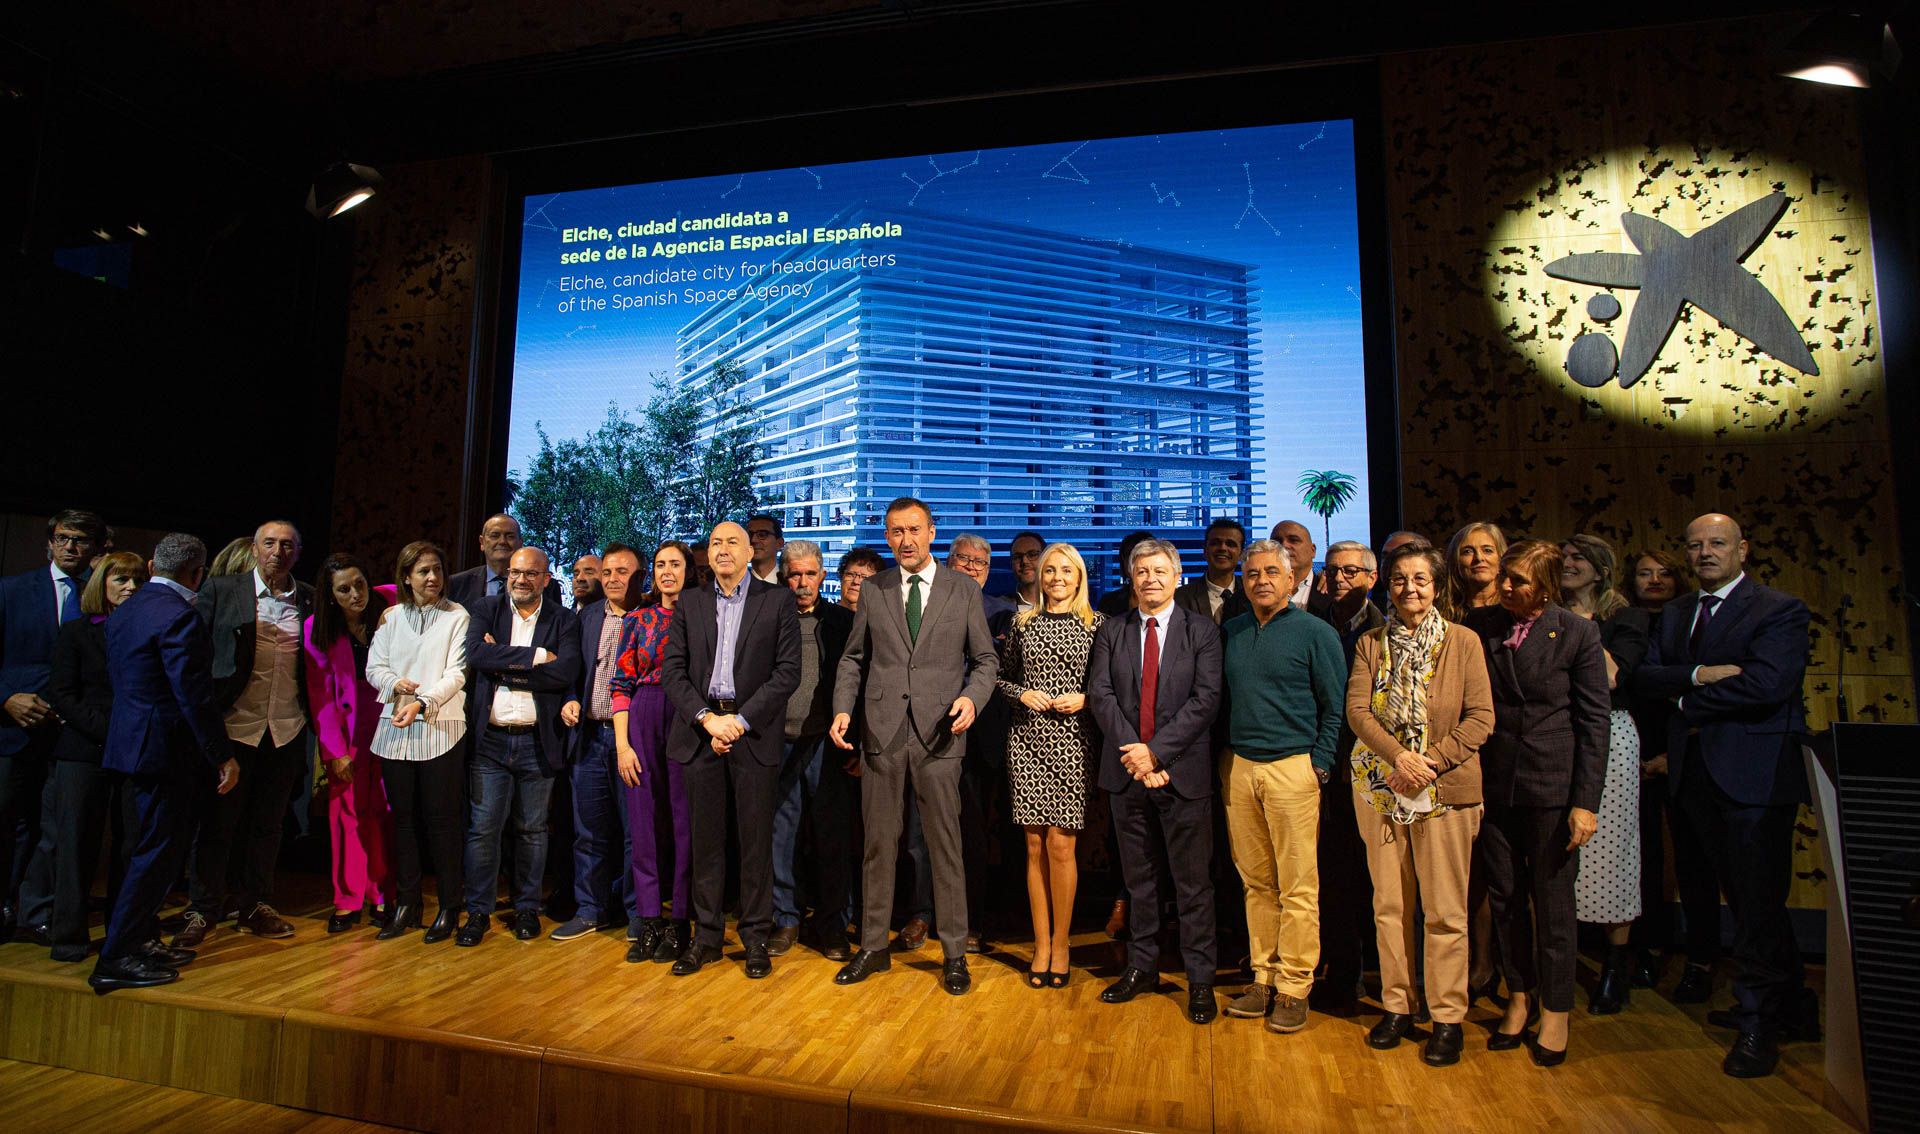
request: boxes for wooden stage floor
[0,899,1855,1134]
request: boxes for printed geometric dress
[996,610,1104,828]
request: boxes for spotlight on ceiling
[1779,8,1902,87]
[305,161,385,219]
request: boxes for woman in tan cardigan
[1347,542,1494,1067]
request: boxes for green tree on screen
[1296,469,1359,547]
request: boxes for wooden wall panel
[541,1049,848,1134]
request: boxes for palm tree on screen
[1296,469,1358,547]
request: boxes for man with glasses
[1006,532,1045,614]
[455,547,581,945]
[747,515,785,586]
[1,509,105,943]
[1307,539,1385,1015]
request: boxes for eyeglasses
[51,534,96,548]
[1010,550,1043,562]
[949,553,989,570]
[505,569,548,580]
[1327,565,1373,579]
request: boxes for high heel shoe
[326,909,362,934]
[1047,969,1071,989]
[1528,1035,1568,1067]
[375,899,420,941]
[422,908,459,944]
[1590,945,1632,1015]
[1488,1001,1541,1051]
[1027,968,1048,990]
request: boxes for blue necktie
[58,576,80,624]
[489,575,503,597]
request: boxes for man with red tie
[1086,538,1224,1024]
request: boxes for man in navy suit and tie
[1087,538,1225,1024]
[92,534,239,993]
[1637,513,1811,1079]
[662,522,801,979]
[447,513,565,614]
[456,547,581,945]
[0,508,106,943]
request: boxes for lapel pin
[1548,631,1557,639]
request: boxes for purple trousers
[622,686,691,918]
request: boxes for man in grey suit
[829,497,998,995]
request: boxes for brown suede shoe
[1226,984,1275,1018]
[1266,993,1309,1034]
[172,910,211,949]
[767,925,800,956]
[897,917,930,951]
[236,903,295,939]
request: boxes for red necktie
[1140,617,1159,744]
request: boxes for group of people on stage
[0,498,1813,1080]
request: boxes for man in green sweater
[1220,539,1347,1034]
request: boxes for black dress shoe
[376,901,421,940]
[653,919,688,964]
[456,912,488,948]
[1100,966,1156,1004]
[140,940,197,967]
[942,957,971,996]
[512,910,540,940]
[835,948,892,985]
[1589,947,1631,1015]
[1187,983,1217,1024]
[1722,1030,1780,1078]
[422,908,459,944]
[745,943,772,979]
[1528,1035,1567,1067]
[89,955,179,995]
[671,944,724,976]
[1632,952,1661,989]
[1423,1022,1464,1067]
[632,918,664,959]
[326,910,363,934]
[1671,963,1713,1003]
[22,924,53,948]
[1368,1012,1415,1050]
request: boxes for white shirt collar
[513,597,544,622]
[1704,573,1745,602]
[1290,574,1314,607]
[903,560,937,585]
[50,562,75,584]
[1138,599,1176,623]
[151,576,197,602]
[253,568,293,600]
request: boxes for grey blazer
[832,565,999,758]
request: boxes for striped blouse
[365,600,470,762]
[609,605,674,713]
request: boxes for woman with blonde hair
[1445,522,1507,619]
[1560,533,1649,1013]
[996,542,1103,988]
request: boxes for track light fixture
[306,161,385,219]
[1778,8,1902,87]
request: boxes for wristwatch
[1315,765,1330,784]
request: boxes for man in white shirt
[747,514,786,586]
[1268,520,1320,609]
[1007,531,1045,614]
[1175,518,1250,625]
[177,521,312,946]
[456,547,581,944]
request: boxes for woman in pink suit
[303,552,398,933]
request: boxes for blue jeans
[571,720,631,924]
[463,728,555,916]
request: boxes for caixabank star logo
[1543,192,1819,389]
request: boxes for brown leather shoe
[173,910,211,948]
[1104,900,1129,939]
[897,917,930,951]
[236,903,295,939]
[767,925,800,956]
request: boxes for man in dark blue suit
[456,546,581,945]
[0,508,106,942]
[1637,513,1811,1079]
[1087,538,1225,1024]
[92,534,239,994]
[551,542,643,943]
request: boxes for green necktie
[906,573,924,645]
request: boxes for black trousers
[188,730,305,917]
[684,748,778,951]
[103,765,193,964]
[1111,781,1217,983]
[48,760,127,957]
[1676,748,1802,1032]
[1480,802,1579,1012]
[1316,764,1372,984]
[956,749,997,932]
[381,752,465,911]
[1,733,55,913]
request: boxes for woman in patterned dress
[1561,534,1650,1013]
[611,541,693,965]
[996,543,1103,988]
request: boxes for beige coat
[1346,619,1494,806]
